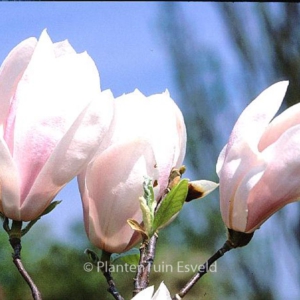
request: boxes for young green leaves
[152,179,189,231]
[128,175,189,241]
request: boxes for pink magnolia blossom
[78,89,186,253]
[0,30,114,221]
[216,81,300,233]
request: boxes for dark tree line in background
[157,2,300,299]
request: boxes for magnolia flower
[217,81,300,233]
[78,89,186,253]
[0,30,114,221]
[131,282,171,300]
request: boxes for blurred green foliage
[0,221,215,300]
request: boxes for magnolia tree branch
[102,268,124,300]
[9,237,42,300]
[133,234,158,296]
[98,251,124,300]
[172,241,232,299]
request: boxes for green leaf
[21,201,63,237]
[153,179,189,231]
[2,217,10,233]
[135,176,157,238]
[41,200,62,216]
[111,248,140,266]
[139,196,153,235]
[84,248,100,266]
[21,219,39,237]
[142,176,156,215]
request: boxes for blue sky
[1,2,299,299]
[1,2,173,96]
[0,1,227,241]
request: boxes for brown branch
[98,251,124,300]
[172,241,232,299]
[10,237,42,300]
[133,234,158,296]
[102,268,125,300]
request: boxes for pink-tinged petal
[152,282,172,300]
[80,138,158,254]
[3,30,54,154]
[259,102,300,151]
[80,89,186,252]
[148,90,187,169]
[216,144,227,176]
[228,163,265,232]
[19,90,114,221]
[137,90,186,195]
[148,90,187,196]
[11,32,102,206]
[0,37,37,133]
[219,142,259,230]
[245,125,300,232]
[219,81,289,231]
[226,81,288,154]
[111,89,186,159]
[0,138,20,219]
[103,89,186,199]
[97,89,147,150]
[131,286,154,300]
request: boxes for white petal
[259,101,300,151]
[216,144,227,176]
[19,90,113,221]
[53,39,76,57]
[188,180,219,200]
[228,81,288,153]
[10,32,104,218]
[246,124,300,232]
[0,137,20,219]
[131,286,154,300]
[0,37,37,133]
[231,163,265,231]
[152,282,172,300]
[81,137,157,253]
[218,81,289,231]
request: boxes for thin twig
[102,269,125,300]
[99,251,124,300]
[133,234,158,296]
[172,241,232,299]
[10,237,42,300]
